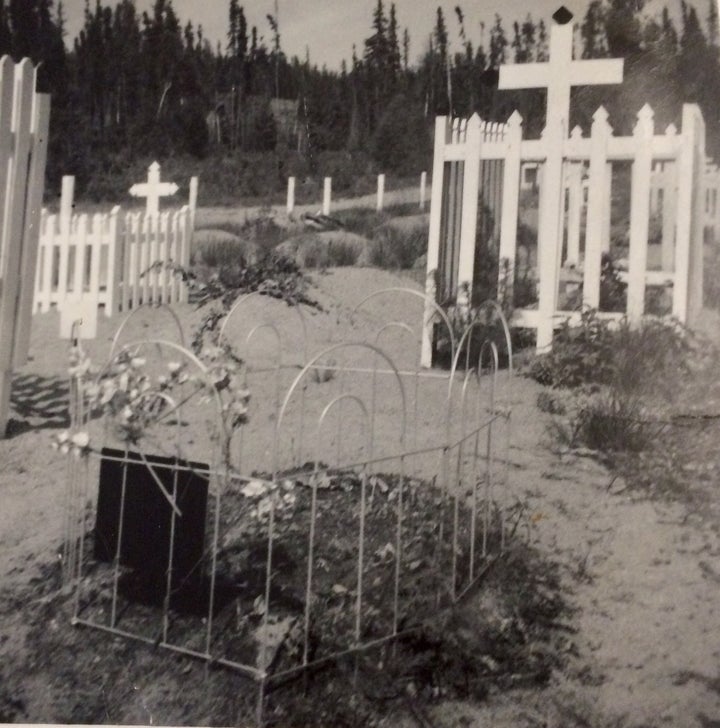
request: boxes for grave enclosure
[33,164,197,339]
[61,292,515,725]
[422,10,707,361]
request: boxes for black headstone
[94,447,210,604]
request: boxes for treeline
[2,0,720,201]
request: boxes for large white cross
[498,9,624,130]
[129,161,178,216]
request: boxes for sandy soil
[2,267,720,726]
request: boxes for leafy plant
[526,309,614,389]
[530,310,698,456]
[599,253,626,313]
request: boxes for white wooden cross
[129,161,178,216]
[498,7,624,130]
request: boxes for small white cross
[129,161,179,216]
[498,7,624,131]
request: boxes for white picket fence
[34,201,192,317]
[0,58,51,437]
[422,102,705,361]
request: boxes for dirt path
[422,376,720,728]
[2,270,720,725]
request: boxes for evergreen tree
[708,0,718,50]
[605,0,645,57]
[402,27,410,71]
[581,0,608,58]
[521,14,536,62]
[536,19,548,60]
[388,4,401,82]
[489,14,507,67]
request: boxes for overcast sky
[60,0,685,70]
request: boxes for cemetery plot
[57,289,517,723]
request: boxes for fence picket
[0,59,36,382]
[160,211,170,304]
[14,89,50,366]
[105,206,122,315]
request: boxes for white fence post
[674,104,705,325]
[104,206,122,315]
[36,211,53,313]
[584,107,611,309]
[565,147,584,267]
[419,171,427,210]
[177,206,191,303]
[322,177,332,215]
[287,176,295,214]
[457,114,483,308]
[498,111,523,297]
[627,104,654,321]
[422,117,449,367]
[661,126,678,273]
[0,59,39,436]
[188,175,198,228]
[14,90,50,366]
[536,119,565,351]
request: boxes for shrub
[193,238,252,269]
[368,227,426,269]
[371,93,432,175]
[302,239,360,269]
[527,310,694,394]
[332,207,388,237]
[530,310,698,456]
[526,309,614,389]
[201,216,288,257]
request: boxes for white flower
[130,357,146,369]
[167,361,182,374]
[71,431,90,448]
[241,479,266,498]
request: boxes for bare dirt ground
[2,268,720,726]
